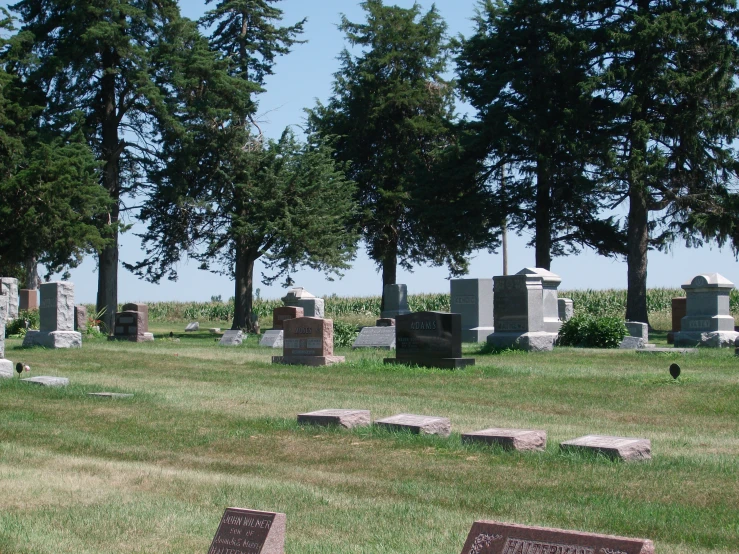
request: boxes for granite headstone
[0,294,11,374]
[22,282,81,348]
[208,507,286,554]
[674,273,739,347]
[297,409,371,429]
[516,267,562,333]
[380,284,411,319]
[375,413,451,437]
[450,278,494,342]
[272,316,344,366]
[0,277,18,320]
[220,330,244,346]
[462,428,547,452]
[281,287,324,318]
[560,434,651,461]
[259,330,284,348]
[351,326,396,349]
[272,306,303,330]
[19,289,38,311]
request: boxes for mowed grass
[1,329,738,554]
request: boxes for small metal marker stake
[670,363,681,380]
[15,362,23,379]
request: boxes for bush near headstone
[332,320,360,347]
[557,314,627,348]
[5,309,39,337]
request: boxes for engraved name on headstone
[460,521,654,554]
[208,507,286,554]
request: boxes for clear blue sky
[53,0,739,303]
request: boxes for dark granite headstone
[383,311,474,368]
[208,507,286,554]
[460,521,654,554]
[109,310,153,342]
[122,302,149,332]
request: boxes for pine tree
[308,0,499,305]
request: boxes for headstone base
[108,332,154,343]
[297,409,371,429]
[462,327,494,343]
[383,356,474,369]
[674,330,739,348]
[486,331,557,352]
[22,330,82,349]
[21,376,69,387]
[0,359,14,378]
[259,330,284,348]
[272,355,345,366]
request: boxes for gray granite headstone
[375,413,451,437]
[219,330,244,346]
[281,287,324,318]
[560,434,651,461]
[486,272,557,351]
[0,293,7,360]
[0,277,19,320]
[450,278,494,342]
[516,267,562,333]
[625,321,648,340]
[619,336,646,349]
[185,321,199,332]
[380,284,411,319]
[21,375,69,387]
[22,282,81,349]
[675,273,739,347]
[297,409,371,429]
[352,326,396,349]
[259,330,284,348]
[557,298,573,322]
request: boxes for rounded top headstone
[682,273,734,290]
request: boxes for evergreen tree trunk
[232,240,256,332]
[535,159,552,270]
[96,49,120,333]
[626,184,650,324]
[380,238,398,312]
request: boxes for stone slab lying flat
[0,359,13,378]
[462,428,546,452]
[271,355,345,367]
[21,376,69,387]
[209,507,286,554]
[375,413,451,437]
[259,330,283,348]
[87,392,134,399]
[560,434,651,461]
[635,347,696,354]
[297,409,371,429]
[460,520,654,554]
[352,326,396,349]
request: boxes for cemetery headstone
[560,435,651,461]
[109,310,154,342]
[22,282,82,348]
[619,336,646,349]
[486,272,557,351]
[625,321,648,340]
[674,273,739,347]
[74,305,87,332]
[375,318,395,327]
[351,326,396,349]
[208,507,286,554]
[462,428,546,452]
[272,306,303,330]
[19,289,38,310]
[220,330,244,346]
[375,413,451,437]
[272,316,345,366]
[557,298,573,322]
[281,287,324,318]
[259,330,284,348]
[297,409,371,429]
[516,268,562,333]
[21,376,70,387]
[0,293,11,374]
[383,311,474,368]
[0,277,19,320]
[460,520,654,554]
[209,328,221,334]
[671,297,687,332]
[380,284,411,319]
[122,303,149,333]
[185,322,199,332]
[450,278,494,342]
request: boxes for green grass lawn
[1,327,737,553]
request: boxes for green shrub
[557,314,626,348]
[5,309,40,337]
[333,320,360,348]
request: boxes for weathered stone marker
[557,297,574,322]
[272,316,345,366]
[517,267,562,333]
[674,273,739,347]
[297,409,371,429]
[281,287,324,318]
[450,278,494,342]
[462,428,546,452]
[351,326,396,349]
[0,293,11,375]
[259,330,284,348]
[380,283,411,319]
[22,282,82,348]
[208,507,286,554]
[110,303,154,342]
[375,413,451,437]
[21,376,69,387]
[74,305,87,331]
[219,330,244,346]
[560,435,651,461]
[0,277,19,320]
[384,311,474,368]
[272,306,303,330]
[460,520,654,554]
[185,321,199,332]
[19,289,38,310]
[87,392,134,399]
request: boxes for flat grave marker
[352,326,396,349]
[219,330,244,346]
[208,507,285,554]
[297,409,371,429]
[259,330,283,348]
[560,435,651,462]
[374,413,451,437]
[21,376,69,387]
[87,392,135,399]
[460,520,654,554]
[185,322,199,332]
[462,428,546,452]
